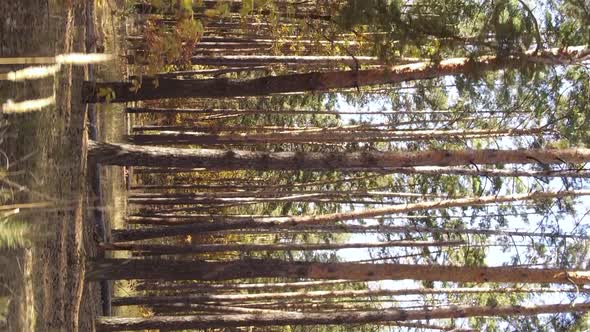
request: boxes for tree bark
[95,302,590,331]
[112,286,576,306]
[151,303,289,315]
[188,55,384,66]
[86,258,590,284]
[123,215,590,241]
[81,46,590,103]
[127,191,430,206]
[124,107,425,116]
[129,191,433,200]
[130,174,379,189]
[110,189,590,241]
[136,280,353,292]
[125,127,545,145]
[126,192,361,206]
[385,166,590,179]
[88,141,590,170]
[101,239,464,255]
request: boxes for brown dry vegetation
[0,0,126,330]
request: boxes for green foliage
[489,0,539,51]
[134,0,204,74]
[544,0,590,46]
[335,0,548,61]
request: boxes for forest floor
[0,0,127,330]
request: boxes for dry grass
[0,0,128,330]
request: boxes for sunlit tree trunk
[384,166,590,179]
[88,141,590,170]
[86,258,590,284]
[101,239,464,255]
[135,280,353,292]
[110,189,590,241]
[96,302,590,331]
[82,47,589,103]
[124,106,456,117]
[188,55,384,66]
[111,286,575,306]
[125,127,545,145]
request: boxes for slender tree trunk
[222,223,590,240]
[111,286,577,306]
[100,239,464,255]
[384,166,590,179]
[389,322,476,332]
[152,303,289,315]
[124,106,458,117]
[136,280,353,292]
[129,191,446,204]
[128,197,398,207]
[125,215,590,240]
[87,141,590,170]
[187,55,386,66]
[124,214,273,225]
[128,190,440,199]
[131,174,380,189]
[86,258,590,284]
[82,46,589,103]
[96,302,590,331]
[110,189,590,241]
[126,192,347,205]
[125,127,545,145]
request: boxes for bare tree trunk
[152,303,290,315]
[110,189,590,241]
[129,191,426,203]
[96,302,590,331]
[126,192,366,206]
[125,127,545,145]
[127,190,440,200]
[136,280,353,292]
[101,239,464,255]
[384,166,590,179]
[123,216,590,241]
[131,174,381,190]
[124,106,461,117]
[86,258,590,284]
[82,46,589,103]
[111,286,577,306]
[88,141,590,170]
[188,54,385,66]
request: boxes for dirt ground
[0,0,127,330]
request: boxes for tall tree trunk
[136,280,353,292]
[129,174,383,193]
[124,215,590,241]
[82,46,589,103]
[124,106,464,117]
[86,258,590,284]
[187,55,389,66]
[130,190,422,201]
[95,302,590,331]
[126,192,360,206]
[125,107,526,118]
[88,141,590,170]
[128,190,440,199]
[151,303,289,315]
[385,166,590,179]
[101,239,464,255]
[110,189,590,241]
[111,286,577,306]
[125,127,545,145]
